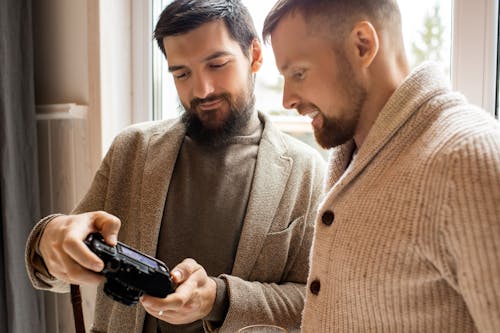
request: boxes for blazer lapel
[138,119,186,256]
[232,114,292,278]
[132,120,186,332]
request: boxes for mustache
[190,93,231,110]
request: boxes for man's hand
[38,211,121,285]
[141,258,217,325]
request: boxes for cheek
[173,82,191,105]
[218,68,248,93]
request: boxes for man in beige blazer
[25,0,325,332]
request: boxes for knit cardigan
[302,63,500,332]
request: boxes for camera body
[85,232,175,306]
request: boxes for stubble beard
[314,53,367,149]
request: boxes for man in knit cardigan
[25,1,325,332]
[263,0,500,332]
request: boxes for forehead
[163,20,243,64]
[270,12,328,72]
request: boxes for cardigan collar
[325,62,451,193]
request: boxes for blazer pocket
[249,216,306,282]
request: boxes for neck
[354,51,410,147]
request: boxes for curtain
[0,0,46,332]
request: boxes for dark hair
[154,0,258,59]
[262,0,401,44]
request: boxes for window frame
[130,0,500,123]
[452,0,499,115]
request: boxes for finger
[171,258,200,284]
[48,252,104,285]
[62,233,105,272]
[62,211,121,272]
[89,211,121,246]
[141,288,188,310]
[156,310,190,325]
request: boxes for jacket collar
[137,111,293,279]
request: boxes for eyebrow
[168,51,235,72]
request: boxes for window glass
[152,0,453,153]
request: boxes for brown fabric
[25,112,326,333]
[302,63,500,332]
[146,112,262,332]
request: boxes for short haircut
[262,0,401,44]
[153,0,258,59]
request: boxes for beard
[180,75,255,148]
[312,53,366,149]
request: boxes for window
[145,0,497,156]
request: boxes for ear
[349,21,379,68]
[249,38,263,73]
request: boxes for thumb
[171,258,200,284]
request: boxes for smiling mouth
[299,108,323,129]
[305,110,320,119]
[198,99,224,111]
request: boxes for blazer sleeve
[24,143,114,292]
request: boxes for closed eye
[173,71,190,80]
[209,61,229,69]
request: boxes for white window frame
[128,0,500,126]
[452,0,499,115]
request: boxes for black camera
[85,232,175,306]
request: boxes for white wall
[33,0,89,105]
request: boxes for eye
[173,71,190,81]
[292,70,306,81]
[209,61,228,69]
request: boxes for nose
[282,80,299,110]
[192,72,215,100]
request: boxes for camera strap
[70,284,86,333]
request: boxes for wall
[32,0,89,105]
[33,0,102,173]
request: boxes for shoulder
[430,99,500,156]
[113,118,182,143]
[106,118,183,152]
[417,97,500,184]
[259,112,326,168]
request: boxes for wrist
[203,277,229,323]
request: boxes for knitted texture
[302,63,500,333]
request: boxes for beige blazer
[26,112,326,333]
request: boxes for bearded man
[25,1,325,332]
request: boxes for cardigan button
[310,279,321,295]
[321,210,334,226]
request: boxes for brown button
[310,279,321,295]
[321,210,334,226]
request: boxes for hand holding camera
[140,258,218,325]
[38,211,122,286]
[85,232,175,305]
[39,212,175,306]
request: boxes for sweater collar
[326,62,451,191]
